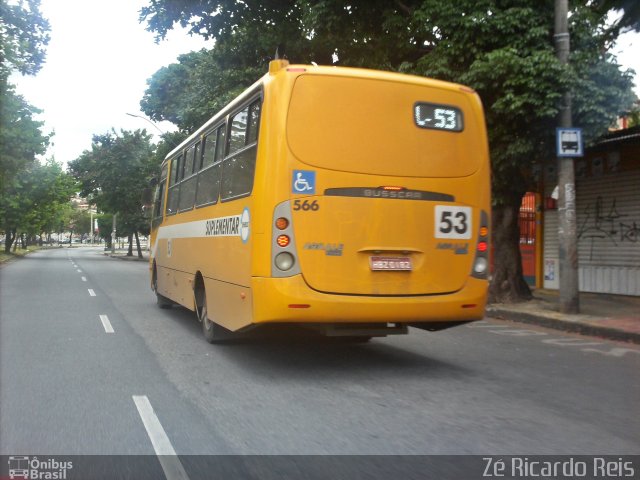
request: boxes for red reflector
[462,304,477,309]
[275,217,289,230]
[277,235,290,247]
[288,304,310,309]
[477,242,488,252]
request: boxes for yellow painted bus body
[150,61,490,337]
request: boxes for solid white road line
[132,395,190,480]
[88,289,96,297]
[99,315,114,333]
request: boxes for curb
[486,307,640,345]
[102,252,148,261]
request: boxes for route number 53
[435,206,472,239]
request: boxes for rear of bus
[252,63,491,335]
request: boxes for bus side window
[201,131,216,169]
[196,125,224,207]
[179,143,199,212]
[183,144,195,178]
[228,107,248,155]
[166,154,183,215]
[153,165,168,227]
[247,100,261,144]
[221,99,260,201]
[193,142,202,171]
[216,123,226,161]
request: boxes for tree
[0,0,50,78]
[1,0,52,249]
[68,129,158,258]
[140,0,638,301]
[0,160,77,253]
[141,49,265,132]
[0,0,51,187]
[0,84,50,192]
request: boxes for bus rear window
[287,75,482,178]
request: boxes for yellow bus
[149,59,491,343]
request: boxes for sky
[12,0,212,164]
[11,1,640,166]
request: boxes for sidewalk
[486,289,640,344]
[102,248,149,261]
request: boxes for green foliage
[154,131,190,163]
[141,48,264,132]
[0,0,51,185]
[0,0,50,78]
[68,129,159,239]
[0,160,77,252]
[0,81,50,191]
[1,0,52,250]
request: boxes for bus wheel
[198,289,233,343]
[153,265,172,309]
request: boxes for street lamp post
[126,112,167,136]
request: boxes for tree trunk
[4,230,15,253]
[135,232,143,258]
[489,203,532,303]
[127,233,133,256]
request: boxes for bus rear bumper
[251,275,488,325]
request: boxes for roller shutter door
[576,169,640,295]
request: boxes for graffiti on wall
[577,196,639,260]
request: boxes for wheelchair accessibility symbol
[292,170,316,194]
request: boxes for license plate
[369,256,412,271]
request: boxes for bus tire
[153,264,172,309]
[198,288,234,344]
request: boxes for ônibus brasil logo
[7,456,73,480]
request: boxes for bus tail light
[272,201,301,277]
[275,217,289,230]
[277,235,290,247]
[471,210,490,279]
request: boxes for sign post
[554,0,580,314]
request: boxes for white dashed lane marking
[99,315,114,333]
[133,395,190,480]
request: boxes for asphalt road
[1,247,638,477]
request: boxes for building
[540,126,640,296]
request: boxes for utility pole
[90,210,94,245]
[111,213,117,255]
[554,0,580,313]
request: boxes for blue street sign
[556,128,583,157]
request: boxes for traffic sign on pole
[556,127,583,157]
